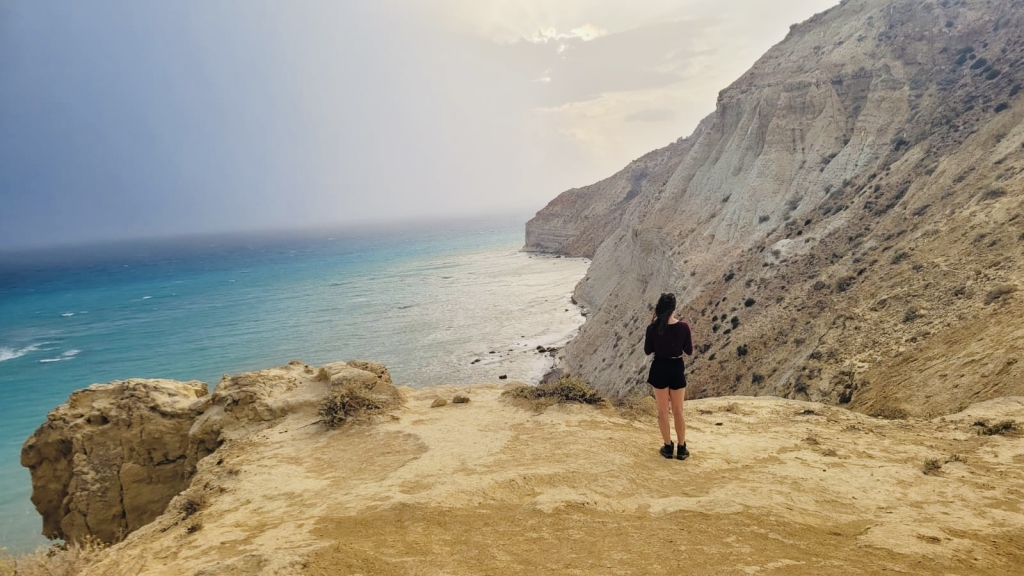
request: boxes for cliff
[14,371,1021,575]
[525,0,1024,415]
[20,360,396,546]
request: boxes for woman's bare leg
[654,387,672,444]
[669,388,686,445]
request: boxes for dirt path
[88,387,1024,575]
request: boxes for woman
[644,293,693,460]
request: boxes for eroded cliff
[526,0,1024,416]
[20,360,396,544]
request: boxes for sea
[0,216,590,552]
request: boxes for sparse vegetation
[616,390,657,419]
[0,538,114,576]
[178,493,206,519]
[891,251,910,265]
[974,420,1017,436]
[744,298,756,307]
[835,275,856,293]
[737,344,749,357]
[502,376,604,411]
[872,407,909,420]
[984,187,1007,200]
[984,283,1016,305]
[903,305,921,323]
[922,458,943,475]
[318,376,402,429]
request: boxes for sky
[0,0,839,249]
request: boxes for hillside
[525,0,1024,417]
[20,365,1021,575]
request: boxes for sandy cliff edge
[63,372,1024,576]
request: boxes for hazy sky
[0,0,838,249]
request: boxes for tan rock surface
[524,0,1024,416]
[20,378,208,543]
[20,360,393,545]
[82,385,1024,575]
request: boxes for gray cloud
[0,0,840,249]
[624,109,679,123]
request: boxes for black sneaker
[660,442,674,459]
[677,442,689,461]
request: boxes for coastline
[0,229,590,553]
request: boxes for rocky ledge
[21,360,395,544]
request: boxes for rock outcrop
[526,0,1024,416]
[21,360,396,544]
[20,379,208,543]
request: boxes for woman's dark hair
[653,293,677,335]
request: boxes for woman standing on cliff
[644,293,693,460]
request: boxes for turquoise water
[0,217,589,552]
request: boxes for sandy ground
[87,386,1024,575]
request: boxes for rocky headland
[14,361,1024,575]
[526,0,1024,417]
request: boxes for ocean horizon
[0,215,590,552]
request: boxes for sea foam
[0,344,42,363]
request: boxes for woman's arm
[682,323,694,356]
[644,324,655,355]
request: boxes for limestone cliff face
[20,379,208,543]
[529,0,1024,415]
[21,360,394,543]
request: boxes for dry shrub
[922,458,943,475]
[616,391,657,419]
[501,376,604,411]
[872,406,909,420]
[975,420,1017,436]
[0,538,110,576]
[318,378,402,429]
[178,492,206,519]
[984,284,1017,305]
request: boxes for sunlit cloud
[527,23,607,43]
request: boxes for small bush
[737,344,749,357]
[994,102,1009,113]
[984,284,1016,305]
[0,538,108,576]
[318,380,402,429]
[835,275,856,293]
[179,494,206,519]
[759,215,770,223]
[903,305,921,323]
[976,420,1017,436]
[922,458,943,475]
[751,372,765,384]
[616,391,657,419]
[872,406,909,420]
[502,376,604,411]
[984,187,1007,200]
[744,298,756,308]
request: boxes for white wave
[142,296,152,300]
[39,349,81,363]
[61,312,74,317]
[0,344,42,363]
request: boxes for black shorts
[647,357,686,390]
